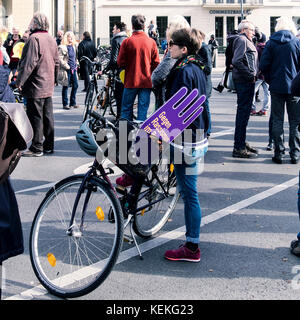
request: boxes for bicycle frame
[66,157,170,236]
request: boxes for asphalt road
[2,68,300,302]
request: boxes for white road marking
[7,175,298,300]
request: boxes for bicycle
[29,111,178,298]
[81,56,118,121]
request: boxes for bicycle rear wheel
[133,161,179,238]
[30,175,123,298]
[97,88,117,118]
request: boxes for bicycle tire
[97,88,117,119]
[133,161,179,238]
[83,83,95,121]
[29,174,123,299]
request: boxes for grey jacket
[151,51,176,108]
[232,33,258,83]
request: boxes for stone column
[64,0,73,32]
[78,0,87,37]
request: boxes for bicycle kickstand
[123,214,143,260]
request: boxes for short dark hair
[171,28,203,55]
[131,14,146,31]
[115,22,127,32]
[83,31,91,39]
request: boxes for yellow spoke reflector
[96,206,105,221]
[170,163,174,173]
[141,209,146,216]
[47,253,56,267]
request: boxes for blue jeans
[62,70,78,107]
[171,147,206,244]
[252,80,270,112]
[121,88,151,121]
[233,81,255,150]
[203,99,211,135]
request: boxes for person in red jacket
[117,14,160,122]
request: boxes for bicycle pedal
[123,235,133,243]
[115,185,127,195]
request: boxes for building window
[157,16,168,41]
[109,16,121,43]
[226,0,234,3]
[226,16,235,35]
[215,0,224,3]
[184,16,191,26]
[215,16,224,47]
[270,16,280,35]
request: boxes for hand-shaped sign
[140,87,206,143]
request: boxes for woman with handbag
[58,31,80,110]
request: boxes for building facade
[96,0,300,47]
[2,0,300,47]
[0,0,94,39]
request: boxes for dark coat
[232,33,258,83]
[260,30,300,94]
[78,37,97,61]
[197,42,212,98]
[225,33,239,70]
[0,178,24,263]
[165,56,208,141]
[0,66,23,262]
[104,31,128,72]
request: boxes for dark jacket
[197,42,212,98]
[0,178,24,263]
[0,65,23,263]
[225,33,239,70]
[78,37,97,61]
[260,30,300,94]
[16,30,59,99]
[232,33,258,83]
[104,31,128,72]
[256,42,266,80]
[165,56,208,141]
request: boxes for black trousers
[26,97,54,153]
[80,61,91,91]
[114,80,124,118]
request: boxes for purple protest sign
[140,87,206,143]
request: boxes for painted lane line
[6,175,298,300]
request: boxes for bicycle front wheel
[29,175,123,299]
[133,162,179,238]
[83,83,95,121]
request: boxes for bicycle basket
[96,118,160,178]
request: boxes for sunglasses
[168,39,184,47]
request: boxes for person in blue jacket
[163,28,208,262]
[260,16,300,165]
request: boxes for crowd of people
[0,11,300,278]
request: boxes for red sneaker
[256,110,267,116]
[250,110,257,116]
[116,174,134,187]
[164,244,201,262]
